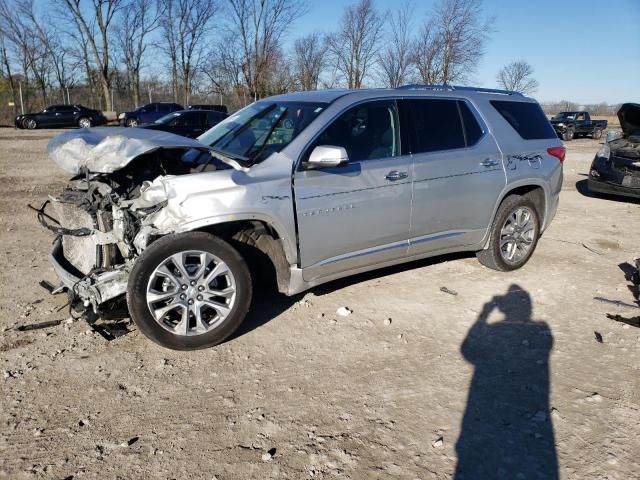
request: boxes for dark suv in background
[15,105,107,129]
[119,102,183,127]
[138,109,228,138]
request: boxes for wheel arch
[192,219,292,294]
[482,182,549,249]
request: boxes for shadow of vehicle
[576,179,640,204]
[454,284,558,479]
[229,251,475,341]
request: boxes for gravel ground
[0,129,639,479]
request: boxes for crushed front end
[36,128,217,317]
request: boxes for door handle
[385,170,408,181]
[480,159,499,167]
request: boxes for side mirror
[306,145,349,169]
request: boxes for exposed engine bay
[37,128,231,317]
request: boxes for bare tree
[204,32,245,102]
[117,0,160,107]
[58,0,124,111]
[0,33,18,113]
[293,32,325,91]
[327,0,383,89]
[227,0,307,100]
[0,0,51,108]
[413,0,493,85]
[377,1,414,88]
[159,0,217,105]
[496,60,538,94]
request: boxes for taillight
[547,146,566,163]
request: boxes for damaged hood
[617,103,640,137]
[48,127,207,174]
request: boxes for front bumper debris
[51,237,130,311]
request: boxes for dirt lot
[1,129,639,479]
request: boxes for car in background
[550,111,607,141]
[119,102,183,127]
[187,104,228,114]
[15,105,107,129]
[588,103,640,200]
[138,109,228,138]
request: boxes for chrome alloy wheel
[78,118,92,128]
[146,250,237,336]
[499,207,536,264]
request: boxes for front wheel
[24,118,37,129]
[476,195,540,272]
[562,128,574,141]
[127,232,252,350]
[126,118,138,127]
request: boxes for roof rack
[396,84,523,96]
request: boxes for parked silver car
[38,85,564,350]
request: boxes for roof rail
[396,84,523,96]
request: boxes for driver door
[294,100,412,282]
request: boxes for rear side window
[458,101,483,146]
[405,99,465,153]
[490,100,556,140]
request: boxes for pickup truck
[550,111,607,141]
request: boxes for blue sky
[293,0,640,104]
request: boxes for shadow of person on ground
[454,284,558,480]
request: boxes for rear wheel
[78,117,92,128]
[476,195,540,272]
[24,118,37,129]
[592,129,602,140]
[127,232,252,350]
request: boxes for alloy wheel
[146,250,237,336]
[499,207,536,264]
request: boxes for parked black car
[137,109,228,138]
[588,103,640,200]
[186,104,228,114]
[15,105,107,129]
[119,102,183,127]
[550,111,608,141]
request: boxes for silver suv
[40,85,564,350]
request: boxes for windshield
[155,112,182,124]
[553,112,577,120]
[198,101,327,164]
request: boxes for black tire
[562,128,574,141]
[127,232,252,350]
[24,118,37,130]
[592,129,602,140]
[476,195,541,272]
[126,118,138,127]
[78,117,92,128]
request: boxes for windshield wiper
[201,147,250,172]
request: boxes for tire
[127,232,252,350]
[78,117,92,128]
[126,118,138,127]
[592,129,602,140]
[24,118,37,130]
[476,195,541,272]
[562,128,574,141]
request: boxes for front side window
[310,100,399,162]
[199,101,327,165]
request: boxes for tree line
[0,0,617,120]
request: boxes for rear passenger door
[294,100,412,281]
[401,98,506,254]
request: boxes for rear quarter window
[490,100,556,140]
